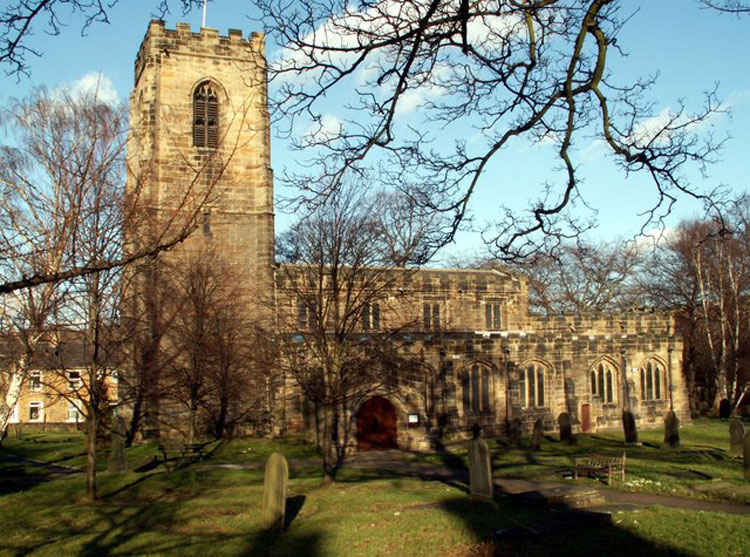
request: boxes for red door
[357,397,397,450]
[581,404,591,433]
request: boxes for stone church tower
[126,20,275,291]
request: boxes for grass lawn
[0,421,748,556]
[426,418,750,505]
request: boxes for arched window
[519,362,546,408]
[640,359,666,400]
[460,363,492,415]
[591,360,617,403]
[193,82,219,148]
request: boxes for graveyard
[1,419,749,556]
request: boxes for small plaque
[408,413,420,425]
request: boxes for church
[122,20,689,451]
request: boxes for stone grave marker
[730,420,745,456]
[558,412,573,444]
[261,452,289,532]
[531,418,543,451]
[468,424,493,500]
[744,432,750,481]
[509,418,522,448]
[622,410,638,444]
[663,411,680,448]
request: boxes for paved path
[342,449,750,516]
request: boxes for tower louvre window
[193,82,219,148]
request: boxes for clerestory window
[193,82,219,148]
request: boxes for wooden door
[580,403,591,433]
[357,397,397,450]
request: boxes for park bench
[574,452,626,485]
[157,440,206,461]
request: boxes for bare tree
[257,0,724,260]
[642,197,750,413]
[276,186,427,482]
[514,239,644,314]
[159,248,270,443]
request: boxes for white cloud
[67,72,119,105]
[304,114,342,142]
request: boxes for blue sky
[4,1,749,261]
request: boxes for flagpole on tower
[202,0,207,28]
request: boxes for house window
[362,302,381,331]
[640,360,665,401]
[591,361,617,403]
[193,82,219,148]
[423,303,441,330]
[29,371,42,391]
[297,300,316,329]
[519,363,546,408]
[460,363,492,415]
[485,302,502,329]
[68,371,83,391]
[28,401,43,422]
[67,401,82,423]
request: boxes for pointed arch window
[591,361,616,403]
[640,359,665,401]
[193,82,219,148]
[519,362,546,408]
[460,363,493,415]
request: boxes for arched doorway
[356,397,397,450]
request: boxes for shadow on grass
[436,494,692,556]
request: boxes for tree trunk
[322,404,337,484]
[215,395,228,439]
[86,414,99,500]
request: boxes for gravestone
[719,399,731,420]
[531,418,544,451]
[663,411,680,448]
[108,415,128,474]
[261,452,289,532]
[558,412,573,444]
[698,401,709,417]
[468,424,493,500]
[744,432,750,481]
[622,410,638,444]
[730,420,745,456]
[509,418,522,448]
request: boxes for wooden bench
[574,452,626,485]
[157,441,206,461]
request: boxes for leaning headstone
[108,416,128,474]
[730,420,745,456]
[622,410,638,444]
[719,399,731,420]
[261,452,289,532]
[468,424,493,500]
[509,418,522,448]
[744,432,750,481]
[558,412,573,444]
[663,411,680,448]
[530,418,544,451]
